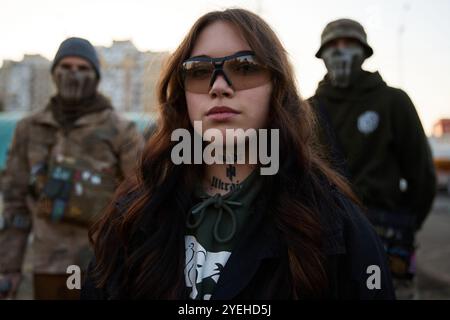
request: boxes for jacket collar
[32,106,112,129]
[211,201,283,300]
[210,189,347,300]
[31,108,59,128]
[114,176,348,300]
[315,70,387,101]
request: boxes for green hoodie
[310,71,436,231]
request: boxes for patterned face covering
[53,67,98,103]
[321,46,365,88]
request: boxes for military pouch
[366,208,416,279]
[42,165,73,199]
[36,157,117,227]
[387,246,416,280]
[29,162,49,199]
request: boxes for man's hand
[0,273,21,299]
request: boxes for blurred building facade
[433,119,450,138]
[429,118,450,190]
[0,54,53,112]
[97,40,168,114]
[0,40,168,115]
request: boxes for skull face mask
[52,66,98,103]
[321,46,365,88]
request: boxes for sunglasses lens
[182,54,270,93]
[224,55,271,90]
[182,61,214,93]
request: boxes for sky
[1,0,450,134]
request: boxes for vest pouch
[366,208,416,279]
[36,157,116,227]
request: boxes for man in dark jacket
[309,19,436,299]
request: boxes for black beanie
[51,37,101,78]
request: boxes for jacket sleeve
[0,119,32,273]
[307,97,350,179]
[81,196,133,300]
[334,191,396,300]
[391,89,437,230]
[116,120,145,180]
[80,258,107,300]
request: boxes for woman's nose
[209,74,234,98]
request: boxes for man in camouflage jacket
[0,37,144,299]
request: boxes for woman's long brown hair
[89,8,358,299]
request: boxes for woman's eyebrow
[189,54,211,59]
[189,50,253,60]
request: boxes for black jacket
[81,181,395,300]
[310,71,436,231]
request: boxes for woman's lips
[206,106,240,121]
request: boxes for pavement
[415,192,450,299]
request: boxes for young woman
[81,8,395,300]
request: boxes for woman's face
[185,21,272,139]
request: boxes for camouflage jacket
[0,98,144,274]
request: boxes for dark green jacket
[310,71,436,231]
